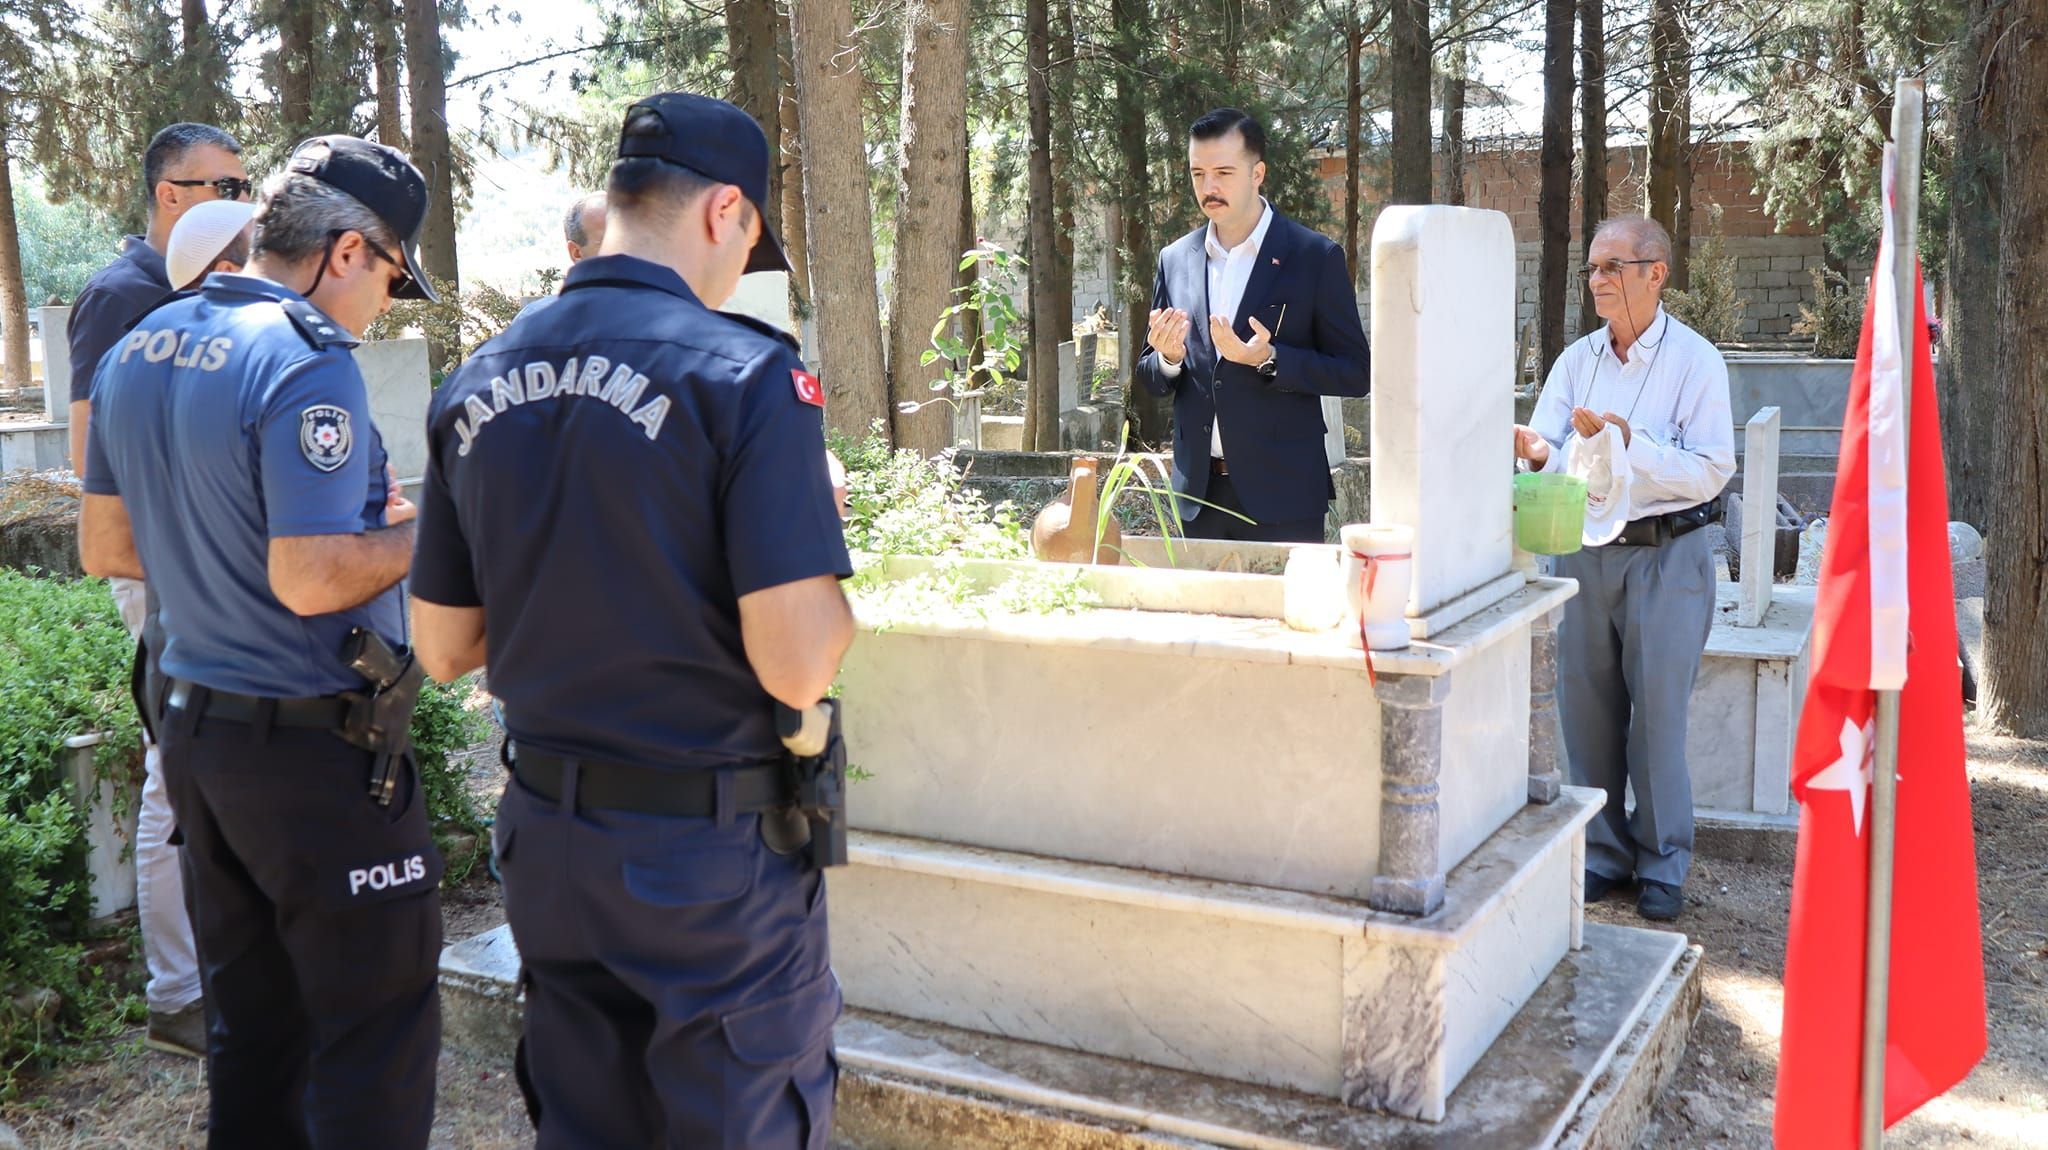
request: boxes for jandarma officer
[79,136,445,1150]
[411,93,855,1148]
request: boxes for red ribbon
[1349,550,1413,685]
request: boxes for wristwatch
[1256,349,1279,379]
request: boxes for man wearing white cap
[167,199,257,291]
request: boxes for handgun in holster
[764,699,848,869]
[339,627,427,806]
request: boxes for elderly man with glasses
[1512,215,1735,923]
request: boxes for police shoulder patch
[300,405,354,472]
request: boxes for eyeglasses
[1582,259,1659,280]
[166,176,253,201]
[355,233,416,298]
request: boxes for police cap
[286,135,440,302]
[615,92,791,275]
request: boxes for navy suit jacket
[1134,211,1371,526]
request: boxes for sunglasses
[167,176,253,201]
[357,235,417,298]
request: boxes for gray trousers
[1552,526,1715,887]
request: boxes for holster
[761,699,849,870]
[338,647,427,806]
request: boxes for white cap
[167,199,257,291]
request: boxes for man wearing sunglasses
[61,121,245,1063]
[79,135,444,1150]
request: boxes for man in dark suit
[1135,108,1372,542]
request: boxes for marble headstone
[354,339,431,483]
[1368,207,1516,619]
[37,307,71,423]
[1057,341,1079,412]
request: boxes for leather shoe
[145,1001,206,1059]
[1637,880,1684,922]
[1584,870,1626,904]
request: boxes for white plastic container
[1281,545,1347,632]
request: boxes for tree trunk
[789,0,890,439]
[889,0,969,456]
[1441,27,1467,205]
[1388,0,1431,204]
[1344,0,1362,275]
[1023,0,1060,451]
[1941,0,2002,531]
[372,1,406,147]
[1982,0,2048,736]
[1538,0,1572,377]
[958,115,982,405]
[777,3,810,313]
[1222,0,1243,85]
[1112,0,1162,444]
[182,0,209,53]
[0,133,30,393]
[727,0,783,224]
[278,3,317,140]
[404,0,459,297]
[1050,0,1077,368]
[1646,0,1684,245]
[1579,0,1606,332]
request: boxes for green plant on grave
[1090,422,1253,567]
[829,425,1030,560]
[1664,206,1746,344]
[0,570,143,1093]
[902,241,1029,420]
[365,275,531,382]
[1792,267,1867,360]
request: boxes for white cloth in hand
[1567,423,1633,546]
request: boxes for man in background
[563,191,607,264]
[67,121,248,1059]
[166,199,256,292]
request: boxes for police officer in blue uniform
[411,93,855,1148]
[78,136,445,1150]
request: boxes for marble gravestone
[38,307,71,424]
[1369,208,1518,630]
[352,339,431,486]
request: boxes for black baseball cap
[286,135,439,302]
[615,92,791,275]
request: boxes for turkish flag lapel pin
[792,369,825,408]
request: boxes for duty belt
[161,678,351,729]
[1608,497,1722,548]
[509,749,786,817]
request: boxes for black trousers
[497,769,839,1149]
[158,701,443,1150]
[1183,470,1327,543]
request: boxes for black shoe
[1584,870,1626,904]
[1637,880,1683,922]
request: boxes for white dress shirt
[1160,199,1275,458]
[1524,307,1736,519]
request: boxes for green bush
[1665,207,1746,345]
[830,426,1030,560]
[1793,266,1867,360]
[0,570,141,1092]
[413,675,489,878]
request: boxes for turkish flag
[1774,151,1986,1148]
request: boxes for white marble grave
[1369,208,1517,627]
[38,306,71,423]
[353,338,431,484]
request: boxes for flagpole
[1861,75,1924,1150]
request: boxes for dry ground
[6,735,2045,1149]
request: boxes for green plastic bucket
[1513,473,1588,555]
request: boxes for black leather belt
[161,678,350,728]
[1608,498,1723,548]
[510,749,787,817]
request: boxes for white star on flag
[1807,715,1878,835]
